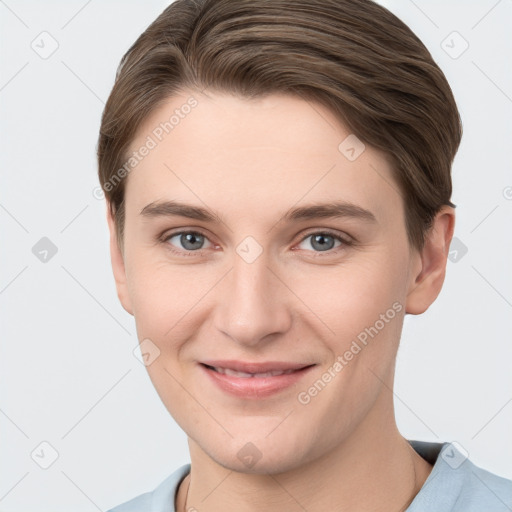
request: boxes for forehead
[124,90,402,224]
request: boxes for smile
[205,365,299,378]
[199,360,316,399]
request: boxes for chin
[215,450,308,476]
[196,429,318,476]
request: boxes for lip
[199,360,316,399]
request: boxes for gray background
[1,0,511,510]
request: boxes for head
[97,0,461,474]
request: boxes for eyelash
[158,228,354,258]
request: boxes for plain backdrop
[1,1,511,510]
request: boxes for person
[97,0,512,511]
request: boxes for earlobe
[106,203,134,316]
[405,206,455,315]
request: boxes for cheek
[125,250,218,359]
[125,259,204,425]
[125,239,185,318]
[288,250,407,342]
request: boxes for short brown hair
[97,0,462,251]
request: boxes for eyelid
[159,227,354,256]
[160,228,215,253]
[298,227,354,245]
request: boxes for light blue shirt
[107,440,512,511]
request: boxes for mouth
[203,364,301,378]
[199,360,316,398]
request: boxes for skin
[107,89,455,512]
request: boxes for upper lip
[201,360,314,373]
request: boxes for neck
[176,393,432,512]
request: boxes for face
[109,89,439,474]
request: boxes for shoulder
[408,440,512,512]
[454,460,512,511]
[107,491,152,512]
[106,464,191,512]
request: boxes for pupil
[313,234,333,251]
[183,233,202,250]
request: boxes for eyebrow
[140,200,377,224]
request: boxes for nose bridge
[214,241,291,346]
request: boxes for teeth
[222,368,254,378]
[213,366,297,378]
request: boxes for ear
[405,206,455,315]
[106,203,134,316]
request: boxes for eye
[296,230,350,254]
[160,228,353,257]
[164,231,213,253]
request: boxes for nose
[213,249,292,348]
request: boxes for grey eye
[168,232,211,251]
[298,233,342,252]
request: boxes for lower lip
[200,364,315,399]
